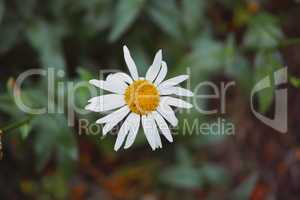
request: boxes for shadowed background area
[0,0,300,199]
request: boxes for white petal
[109,72,133,84]
[102,119,121,136]
[157,103,178,126]
[146,49,162,82]
[142,115,157,150]
[96,106,130,135]
[158,86,173,95]
[124,113,140,149]
[159,75,189,88]
[89,78,127,94]
[89,79,102,88]
[149,113,162,148]
[100,107,130,135]
[172,87,193,97]
[161,96,193,109]
[123,45,139,80]
[85,94,125,112]
[114,113,136,151]
[154,61,168,86]
[152,111,173,142]
[159,86,194,97]
[96,106,129,124]
[102,123,116,136]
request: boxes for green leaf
[77,67,93,81]
[182,0,205,35]
[147,0,182,39]
[0,98,20,116]
[33,114,78,173]
[225,55,252,91]
[254,51,283,113]
[223,36,253,93]
[160,148,229,189]
[176,146,193,166]
[160,165,202,189]
[290,76,300,88]
[73,80,93,109]
[223,35,236,69]
[181,36,225,81]
[0,21,22,53]
[232,174,258,200]
[194,134,228,147]
[160,147,203,189]
[75,68,94,108]
[191,118,231,147]
[20,123,31,139]
[109,0,145,41]
[26,20,67,70]
[243,13,283,50]
[200,164,229,185]
[72,0,113,36]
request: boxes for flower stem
[0,115,34,133]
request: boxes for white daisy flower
[85,46,193,151]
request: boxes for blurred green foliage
[0,0,295,199]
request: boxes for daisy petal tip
[95,119,103,124]
[106,73,114,80]
[187,103,193,109]
[124,144,131,150]
[158,49,162,55]
[102,129,109,136]
[167,137,174,143]
[84,104,92,111]
[185,89,194,97]
[184,75,189,79]
[153,49,162,61]
[124,139,134,149]
[123,45,129,51]
[102,132,108,137]
[114,147,119,152]
[88,79,95,85]
[114,143,122,151]
[149,144,156,151]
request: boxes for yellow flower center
[124,80,160,115]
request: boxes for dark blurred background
[0,0,300,199]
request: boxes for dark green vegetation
[0,0,300,199]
